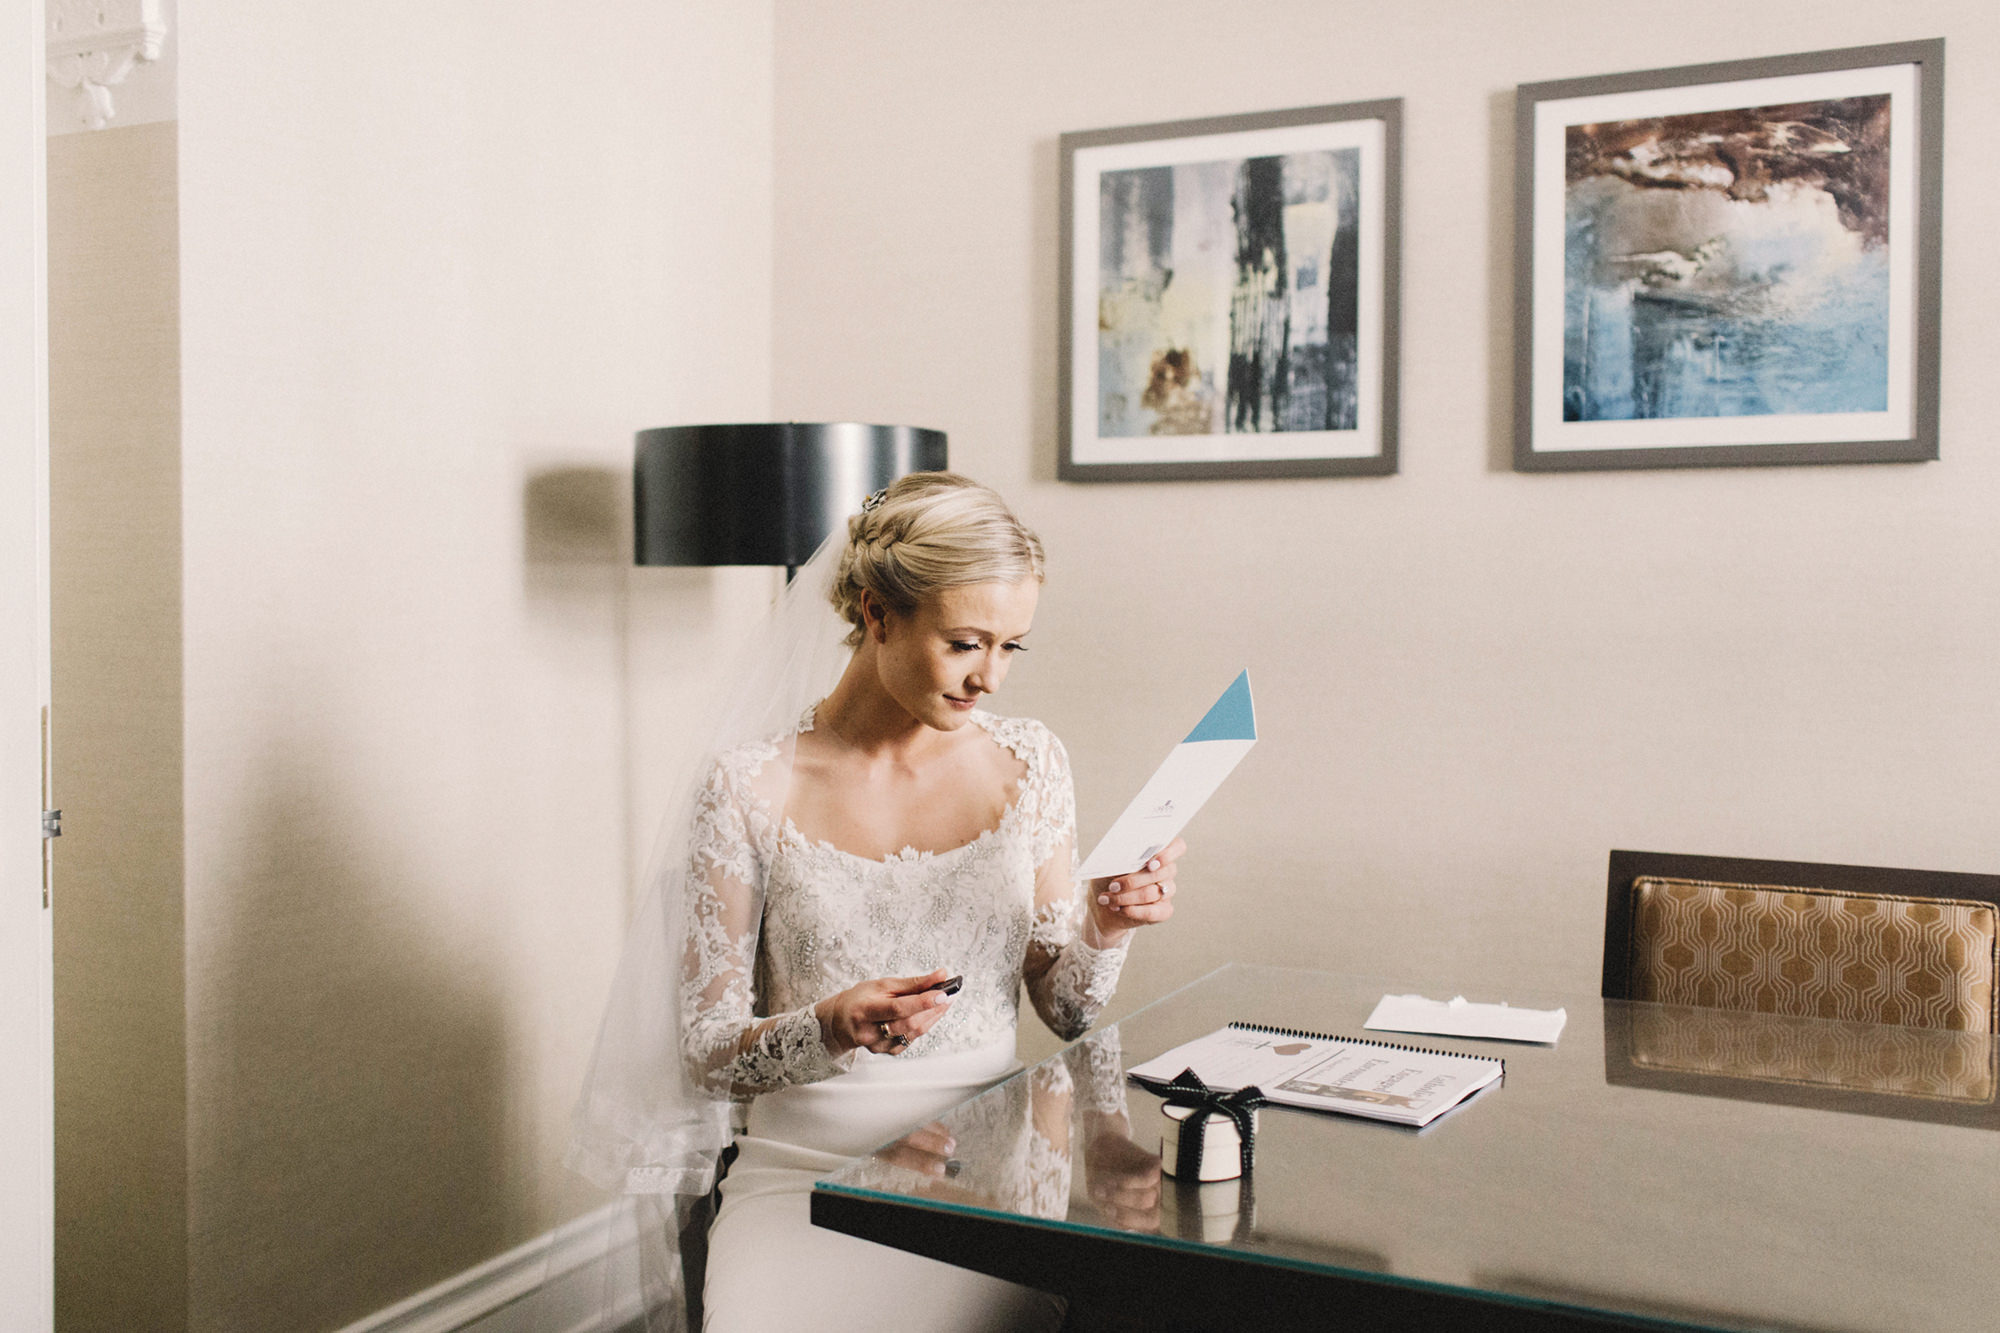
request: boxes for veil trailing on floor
[549,529,856,1329]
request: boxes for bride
[569,471,1182,1331]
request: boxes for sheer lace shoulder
[971,712,1075,873]
[990,713,1127,1041]
[688,736,786,883]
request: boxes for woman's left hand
[1086,837,1183,943]
[1084,1121,1163,1232]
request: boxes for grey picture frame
[1513,39,1945,472]
[1058,99,1403,482]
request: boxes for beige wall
[48,120,186,1333]
[164,2,774,1329]
[45,3,782,1327]
[769,0,2000,1058]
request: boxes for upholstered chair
[1602,850,2000,1032]
[1600,851,2000,1111]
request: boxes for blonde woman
[571,472,1182,1330]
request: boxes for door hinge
[42,707,54,907]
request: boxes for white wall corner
[46,0,167,131]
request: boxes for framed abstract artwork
[1514,40,1944,471]
[1059,100,1402,481]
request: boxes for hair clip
[861,488,887,513]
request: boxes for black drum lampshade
[635,422,948,579]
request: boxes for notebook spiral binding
[1228,1021,1506,1072]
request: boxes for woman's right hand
[816,968,955,1056]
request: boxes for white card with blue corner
[1078,671,1257,880]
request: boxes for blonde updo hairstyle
[831,472,1046,650]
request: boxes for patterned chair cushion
[1626,876,1999,1033]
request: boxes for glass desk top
[814,965,2000,1332]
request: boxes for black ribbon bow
[1131,1067,1268,1180]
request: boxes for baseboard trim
[333,1202,639,1333]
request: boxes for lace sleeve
[680,752,847,1094]
[1064,1027,1129,1117]
[1020,1059,1076,1219]
[1021,728,1127,1040]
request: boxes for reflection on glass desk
[811,965,2000,1332]
[1605,1001,2000,1127]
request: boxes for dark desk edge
[811,1184,1719,1333]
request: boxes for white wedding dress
[682,707,1128,1331]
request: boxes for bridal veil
[567,530,853,1199]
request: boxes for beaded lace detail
[680,710,1128,1094]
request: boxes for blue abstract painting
[1097,149,1360,438]
[1563,95,1891,422]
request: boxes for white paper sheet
[1364,993,1568,1045]
[1077,671,1256,880]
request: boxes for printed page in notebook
[1129,1023,1504,1127]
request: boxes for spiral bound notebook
[1127,1021,1506,1127]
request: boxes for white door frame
[0,0,55,1327]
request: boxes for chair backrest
[1602,850,2000,1032]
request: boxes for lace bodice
[681,710,1128,1094]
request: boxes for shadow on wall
[1487,88,1518,473]
[524,465,627,567]
[192,753,513,1333]
[1028,135,1062,484]
[521,460,644,909]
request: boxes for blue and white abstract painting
[1562,95,1891,423]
